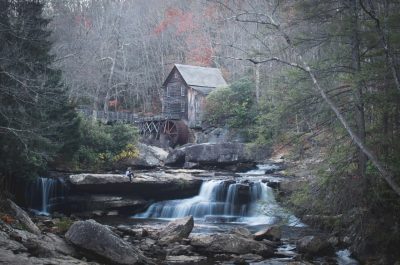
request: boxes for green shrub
[72,118,139,170]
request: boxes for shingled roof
[168,64,227,94]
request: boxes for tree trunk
[350,0,367,178]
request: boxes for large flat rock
[68,171,202,199]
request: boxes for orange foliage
[154,8,197,35]
[1,214,15,224]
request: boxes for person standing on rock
[125,167,134,182]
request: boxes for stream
[27,164,358,265]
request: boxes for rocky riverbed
[1,159,359,265]
[0,201,357,265]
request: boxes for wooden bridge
[77,109,189,146]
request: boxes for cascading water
[135,179,278,223]
[25,177,65,215]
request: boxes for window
[181,86,185,96]
[181,100,185,112]
[166,86,169,97]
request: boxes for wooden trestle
[77,109,189,146]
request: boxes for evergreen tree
[0,0,79,190]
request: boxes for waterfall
[135,179,276,220]
[25,177,65,215]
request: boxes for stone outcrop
[67,195,147,214]
[166,143,256,169]
[296,235,334,257]
[190,233,274,258]
[158,216,194,244]
[0,220,91,265]
[119,143,168,168]
[65,219,148,265]
[68,171,202,200]
[5,199,41,235]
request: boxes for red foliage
[154,5,217,66]
[154,8,196,35]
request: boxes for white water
[26,177,63,216]
[135,165,303,227]
[136,180,277,220]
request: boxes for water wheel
[161,120,189,147]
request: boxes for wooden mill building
[162,64,227,128]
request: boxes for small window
[166,86,169,97]
[181,86,185,96]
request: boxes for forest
[0,0,400,264]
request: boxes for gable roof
[166,64,227,93]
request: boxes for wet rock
[204,216,239,223]
[190,233,274,257]
[67,195,147,214]
[65,219,148,264]
[159,216,194,243]
[116,225,137,236]
[236,183,251,204]
[253,226,281,241]
[165,255,207,264]
[5,199,40,235]
[166,243,194,256]
[238,253,263,262]
[230,227,253,239]
[296,235,334,257]
[266,181,280,189]
[119,143,168,168]
[183,162,199,169]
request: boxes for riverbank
[271,142,400,265]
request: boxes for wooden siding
[162,66,211,128]
[162,69,188,120]
[187,88,206,128]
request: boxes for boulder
[190,233,274,258]
[166,143,255,168]
[65,219,148,264]
[120,143,168,168]
[165,148,186,166]
[296,235,334,257]
[253,226,282,241]
[5,199,41,235]
[159,216,194,243]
